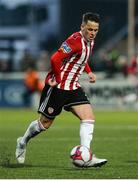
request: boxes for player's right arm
[48,78,58,87]
[49,34,81,86]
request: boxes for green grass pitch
[0,109,138,179]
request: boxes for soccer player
[16,12,107,167]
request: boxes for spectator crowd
[0,48,138,79]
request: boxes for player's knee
[41,119,53,129]
[80,115,95,120]
[39,115,54,129]
[86,113,95,120]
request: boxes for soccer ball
[70,145,92,167]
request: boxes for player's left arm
[84,63,96,83]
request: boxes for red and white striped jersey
[45,31,94,90]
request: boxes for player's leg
[71,104,107,167]
[64,87,95,149]
[71,103,95,149]
[15,114,54,164]
[16,84,63,164]
[64,87,107,167]
[18,114,54,145]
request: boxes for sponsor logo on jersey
[60,42,72,53]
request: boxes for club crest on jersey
[48,107,54,114]
[60,42,72,53]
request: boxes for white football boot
[85,154,107,167]
[15,137,26,164]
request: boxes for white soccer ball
[70,145,92,167]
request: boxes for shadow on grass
[0,163,26,168]
[0,162,92,171]
[126,160,138,164]
[0,162,48,168]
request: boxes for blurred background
[0,0,138,110]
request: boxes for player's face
[81,20,99,42]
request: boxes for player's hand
[48,78,58,87]
[88,72,96,83]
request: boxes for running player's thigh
[71,104,95,120]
